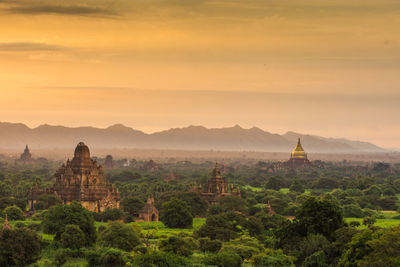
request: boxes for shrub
[4,205,25,221]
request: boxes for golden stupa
[291,138,307,159]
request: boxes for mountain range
[0,122,385,153]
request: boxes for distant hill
[0,122,385,153]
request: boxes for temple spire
[1,214,11,231]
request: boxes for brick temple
[28,142,120,212]
[193,163,241,205]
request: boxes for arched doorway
[151,213,157,221]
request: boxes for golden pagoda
[291,138,307,159]
[287,138,311,169]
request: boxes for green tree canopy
[60,224,86,249]
[295,196,344,239]
[160,197,193,228]
[4,205,25,221]
[98,221,141,251]
[42,202,96,245]
[0,227,41,266]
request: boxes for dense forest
[0,157,400,266]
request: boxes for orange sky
[0,0,400,148]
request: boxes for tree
[35,194,62,210]
[158,192,208,217]
[199,237,222,253]
[42,202,96,245]
[132,251,190,267]
[202,252,243,267]
[290,179,305,193]
[376,197,398,210]
[98,221,141,251]
[159,235,198,256]
[121,197,144,217]
[252,249,294,267]
[160,198,193,228]
[363,185,381,198]
[60,224,85,249]
[255,213,287,231]
[266,177,283,191]
[86,247,128,267]
[219,195,248,213]
[363,216,376,228]
[196,212,248,241]
[358,227,400,266]
[342,204,364,218]
[94,208,125,222]
[312,178,339,190]
[0,197,26,211]
[295,196,344,239]
[4,205,25,221]
[220,236,264,260]
[338,229,375,266]
[0,227,41,266]
[303,250,328,267]
[298,234,330,264]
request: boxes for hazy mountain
[0,122,385,153]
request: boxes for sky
[0,0,399,148]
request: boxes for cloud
[0,42,64,51]
[0,0,119,17]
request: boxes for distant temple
[265,201,276,216]
[141,159,160,171]
[164,170,176,182]
[286,138,311,169]
[18,145,33,163]
[103,155,116,169]
[28,142,120,213]
[1,215,11,232]
[194,163,241,205]
[136,196,159,222]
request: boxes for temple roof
[211,162,222,179]
[291,138,307,159]
[71,142,92,169]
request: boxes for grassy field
[345,217,400,229]
[135,218,206,238]
[243,185,264,192]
